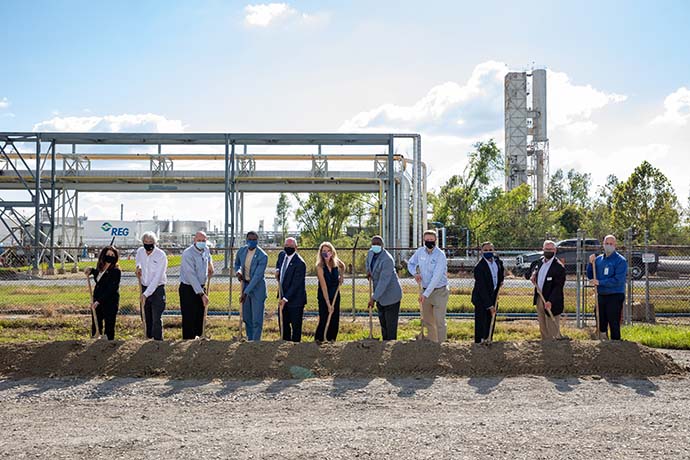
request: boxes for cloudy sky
[1,0,689,232]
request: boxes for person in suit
[315,241,345,342]
[471,241,505,343]
[525,239,566,339]
[84,245,121,340]
[179,231,214,340]
[366,235,403,340]
[276,237,307,342]
[234,231,268,341]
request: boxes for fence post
[575,228,583,328]
[645,229,650,323]
[625,227,633,325]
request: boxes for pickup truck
[514,238,658,280]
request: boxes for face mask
[370,245,382,254]
[424,240,436,249]
[143,243,154,252]
[247,240,258,249]
[195,241,207,250]
[284,246,296,256]
[322,252,331,260]
[483,252,494,260]
[604,244,615,255]
[104,255,117,264]
[543,251,555,260]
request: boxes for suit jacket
[90,266,121,307]
[233,246,268,302]
[277,251,307,308]
[526,257,566,316]
[471,257,504,310]
[366,249,402,306]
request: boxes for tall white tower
[504,68,549,203]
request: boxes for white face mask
[604,244,615,255]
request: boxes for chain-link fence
[1,240,690,326]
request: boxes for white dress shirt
[537,256,554,291]
[135,246,168,297]
[280,252,295,300]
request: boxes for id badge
[604,267,609,276]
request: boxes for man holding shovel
[179,231,213,340]
[276,237,307,342]
[587,234,627,340]
[234,231,268,341]
[135,232,167,340]
[408,230,449,343]
[472,241,504,343]
[366,235,402,340]
[526,240,566,340]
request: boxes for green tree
[275,193,291,239]
[611,161,681,242]
[429,139,502,235]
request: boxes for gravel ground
[1,369,690,459]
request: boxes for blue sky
[1,1,690,230]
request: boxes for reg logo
[101,222,129,236]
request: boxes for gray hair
[141,231,158,244]
[543,239,556,248]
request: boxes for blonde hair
[316,241,345,271]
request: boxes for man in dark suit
[526,239,566,339]
[471,241,505,343]
[276,237,307,342]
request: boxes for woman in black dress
[85,246,121,340]
[315,241,344,342]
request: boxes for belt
[422,285,447,291]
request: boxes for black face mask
[284,246,296,256]
[143,243,155,252]
[543,251,555,260]
[104,255,117,264]
[424,240,436,249]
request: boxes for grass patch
[621,324,690,350]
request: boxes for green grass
[621,324,690,349]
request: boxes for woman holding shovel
[84,246,121,340]
[315,242,345,343]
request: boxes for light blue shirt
[407,246,448,298]
[487,258,499,290]
[180,244,210,295]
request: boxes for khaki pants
[536,297,561,340]
[421,286,449,343]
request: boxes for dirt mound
[0,340,683,380]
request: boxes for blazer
[526,257,566,316]
[366,249,402,306]
[471,257,504,309]
[233,246,268,302]
[276,251,307,308]
[90,266,121,308]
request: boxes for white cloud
[244,3,327,28]
[32,113,186,133]
[0,97,9,109]
[651,87,690,126]
[341,61,626,138]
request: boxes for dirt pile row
[0,339,683,380]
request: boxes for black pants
[281,305,304,342]
[474,303,492,343]
[377,301,400,340]
[142,285,166,340]
[598,293,625,340]
[92,302,118,340]
[315,295,340,342]
[179,283,204,339]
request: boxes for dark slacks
[598,293,625,340]
[281,305,304,342]
[474,303,492,343]
[92,302,118,340]
[179,283,204,339]
[142,285,166,340]
[376,300,400,340]
[315,295,340,342]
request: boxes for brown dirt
[0,339,683,380]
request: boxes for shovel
[484,290,500,345]
[323,286,341,343]
[86,271,100,339]
[535,285,568,340]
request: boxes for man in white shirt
[527,239,566,339]
[407,229,450,343]
[135,232,168,340]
